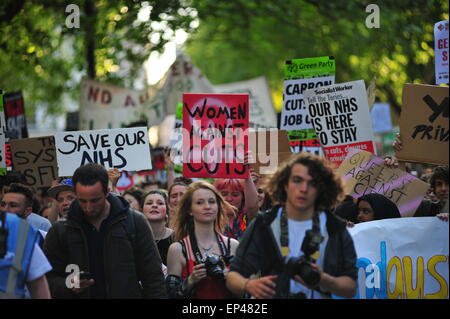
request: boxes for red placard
[182,94,249,179]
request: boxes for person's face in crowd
[357,200,375,222]
[284,164,318,214]
[169,185,187,211]
[190,188,218,224]
[434,178,449,204]
[220,187,243,212]
[0,193,32,219]
[56,190,76,217]
[256,187,265,209]
[124,193,141,211]
[75,181,108,221]
[142,193,167,223]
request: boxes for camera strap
[189,231,227,264]
[279,207,321,258]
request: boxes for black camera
[197,254,225,280]
[284,229,324,287]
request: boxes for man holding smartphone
[43,163,166,298]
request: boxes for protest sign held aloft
[248,129,292,175]
[10,136,57,188]
[182,93,249,179]
[281,56,335,156]
[337,149,429,217]
[2,91,29,140]
[304,80,376,166]
[55,127,152,177]
[434,20,449,85]
[396,84,449,165]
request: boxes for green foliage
[0,0,196,118]
[186,0,449,116]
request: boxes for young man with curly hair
[226,152,357,299]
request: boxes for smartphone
[79,272,94,280]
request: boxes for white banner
[55,127,152,177]
[213,76,277,129]
[79,77,162,130]
[434,20,449,85]
[149,53,215,117]
[346,218,449,299]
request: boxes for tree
[186,0,448,118]
[0,0,197,118]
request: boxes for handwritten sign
[435,20,449,85]
[10,136,57,188]
[79,77,161,130]
[396,84,449,165]
[2,91,28,139]
[346,218,448,299]
[182,93,249,179]
[304,80,376,166]
[337,149,429,217]
[55,127,152,177]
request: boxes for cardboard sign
[249,129,292,175]
[10,136,57,188]
[346,218,448,299]
[304,80,376,166]
[435,20,449,85]
[396,84,449,165]
[55,127,152,177]
[370,103,393,134]
[337,149,429,217]
[182,93,249,179]
[2,91,28,139]
[79,77,161,130]
[213,76,278,129]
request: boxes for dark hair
[141,189,169,213]
[430,166,449,191]
[3,183,35,208]
[123,188,144,207]
[265,152,343,212]
[173,177,193,185]
[72,163,109,193]
[168,181,189,198]
[357,193,401,220]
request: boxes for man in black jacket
[43,163,166,298]
[226,153,357,299]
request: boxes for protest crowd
[0,23,449,301]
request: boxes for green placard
[285,56,335,80]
